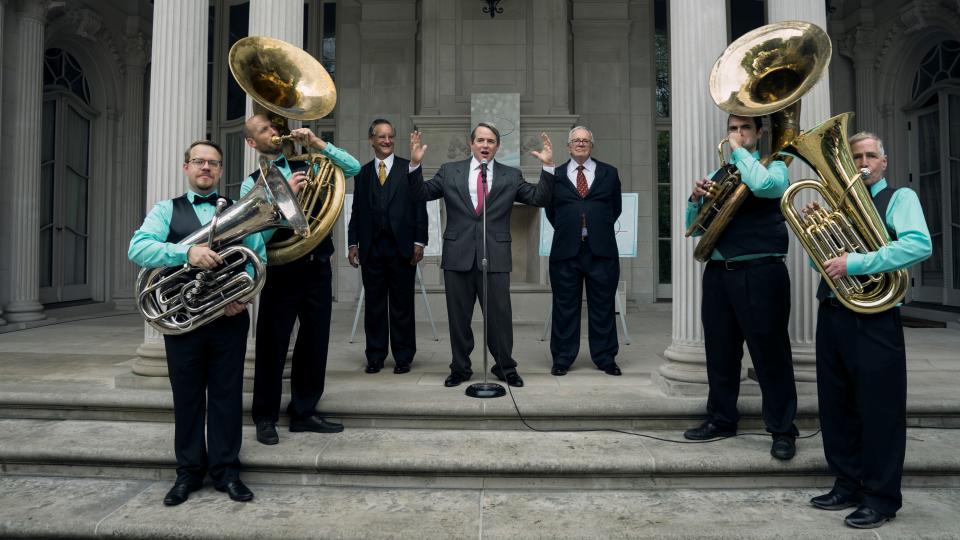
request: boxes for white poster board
[343,194,442,256]
[538,193,639,257]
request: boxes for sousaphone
[229,35,345,265]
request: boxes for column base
[657,342,747,397]
[0,304,5,325]
[4,300,46,323]
[791,343,817,383]
[129,336,289,388]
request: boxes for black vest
[816,186,898,301]
[247,160,335,264]
[713,191,789,258]
[167,194,235,244]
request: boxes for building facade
[0,0,957,387]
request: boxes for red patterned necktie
[576,165,588,198]
[475,167,488,215]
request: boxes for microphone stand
[466,159,506,399]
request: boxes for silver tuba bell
[135,165,308,335]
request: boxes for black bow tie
[193,194,219,206]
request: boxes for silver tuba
[135,165,309,335]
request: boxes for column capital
[16,0,50,21]
[837,24,876,62]
[125,32,150,68]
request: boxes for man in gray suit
[408,123,555,388]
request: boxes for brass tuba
[136,166,309,334]
[686,21,832,262]
[228,35,345,265]
[779,112,909,313]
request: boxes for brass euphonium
[136,166,309,334]
[228,35,345,265]
[779,112,909,313]
[686,21,832,262]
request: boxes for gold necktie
[378,161,387,185]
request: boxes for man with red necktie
[543,126,623,377]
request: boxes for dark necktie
[576,165,588,198]
[193,194,219,206]
[475,165,488,215]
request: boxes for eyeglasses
[569,139,593,146]
[187,158,223,169]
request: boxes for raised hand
[409,130,428,166]
[690,178,713,201]
[530,132,554,166]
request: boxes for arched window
[907,40,960,306]
[40,48,95,303]
[911,40,960,101]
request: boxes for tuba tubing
[779,112,909,314]
[135,165,308,335]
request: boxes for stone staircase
[3,312,960,537]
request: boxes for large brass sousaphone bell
[686,21,832,262]
[229,36,345,265]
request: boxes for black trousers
[163,311,248,488]
[252,255,332,422]
[701,259,798,436]
[444,268,516,378]
[549,241,620,369]
[816,301,906,516]
[361,232,417,368]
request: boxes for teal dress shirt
[684,148,790,260]
[239,142,361,243]
[128,189,267,272]
[845,178,932,275]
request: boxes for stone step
[3,375,960,431]
[2,419,960,490]
[1,475,959,539]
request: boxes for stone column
[656,0,728,393]
[768,0,832,384]
[6,0,50,323]
[838,21,877,134]
[0,0,7,326]
[113,25,149,308]
[133,0,208,377]
[244,0,304,175]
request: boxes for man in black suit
[544,126,622,377]
[407,124,555,388]
[348,119,428,375]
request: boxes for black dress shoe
[364,364,382,374]
[602,364,622,376]
[216,480,254,502]
[844,507,893,529]
[163,481,200,506]
[289,415,344,433]
[444,373,466,387]
[810,490,861,511]
[683,421,736,440]
[255,419,279,445]
[393,364,411,374]
[770,435,796,460]
[504,372,524,387]
[551,366,568,376]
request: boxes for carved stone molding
[17,0,50,21]
[837,24,876,62]
[125,32,149,68]
[46,6,125,76]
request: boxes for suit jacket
[545,159,622,261]
[348,156,428,265]
[408,158,555,272]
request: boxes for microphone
[480,159,488,183]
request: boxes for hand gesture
[410,130,428,166]
[690,178,713,201]
[530,132,554,166]
[348,246,359,268]
[801,201,821,216]
[289,127,326,151]
[223,301,247,317]
[823,253,849,280]
[410,244,424,266]
[187,245,223,270]
[287,170,308,194]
